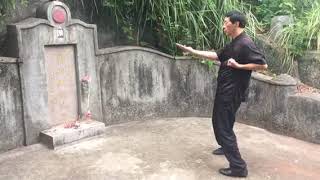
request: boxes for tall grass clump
[270,0,320,72]
[99,0,258,55]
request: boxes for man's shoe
[218,167,248,177]
[212,147,224,155]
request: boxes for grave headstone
[6,0,104,148]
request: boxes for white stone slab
[40,120,105,149]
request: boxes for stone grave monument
[5,0,105,149]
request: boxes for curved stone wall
[97,47,320,144]
[0,57,24,153]
[298,51,320,89]
[1,45,320,153]
[97,47,218,125]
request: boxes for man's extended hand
[176,43,219,61]
[176,43,194,53]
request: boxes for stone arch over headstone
[5,0,103,145]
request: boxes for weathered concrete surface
[297,51,320,89]
[40,120,106,149]
[97,46,320,144]
[286,93,320,144]
[0,118,319,180]
[238,73,320,144]
[97,47,217,125]
[6,16,103,145]
[238,73,297,133]
[0,58,24,153]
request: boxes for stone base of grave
[40,120,105,149]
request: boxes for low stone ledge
[97,46,175,59]
[40,120,105,149]
[297,51,320,89]
[252,73,298,86]
[286,93,320,143]
[0,57,18,64]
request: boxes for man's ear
[234,21,240,27]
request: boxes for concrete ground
[0,117,320,180]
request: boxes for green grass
[98,0,258,55]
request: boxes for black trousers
[212,96,247,171]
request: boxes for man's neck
[231,29,244,39]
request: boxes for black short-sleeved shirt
[216,32,266,102]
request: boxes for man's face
[223,17,238,37]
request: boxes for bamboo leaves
[101,0,257,55]
[0,0,28,30]
[270,1,320,72]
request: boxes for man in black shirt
[176,11,267,177]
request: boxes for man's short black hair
[225,11,247,28]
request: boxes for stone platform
[1,118,320,180]
[40,120,105,149]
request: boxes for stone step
[40,120,105,149]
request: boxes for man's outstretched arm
[176,43,219,61]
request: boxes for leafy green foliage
[0,0,28,16]
[0,0,16,20]
[0,0,28,28]
[254,0,314,29]
[64,0,101,21]
[97,0,257,56]
[244,0,320,72]
[263,0,320,72]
